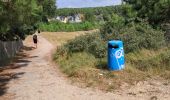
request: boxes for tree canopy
[0,0,56,41]
[124,0,170,25]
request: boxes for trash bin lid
[108,40,123,46]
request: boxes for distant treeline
[56,6,121,15]
[56,6,122,22]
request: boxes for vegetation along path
[0,33,170,100]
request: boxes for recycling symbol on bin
[115,49,123,59]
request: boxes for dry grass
[55,47,170,91]
[41,30,98,46]
[55,51,149,92]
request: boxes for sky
[57,0,122,8]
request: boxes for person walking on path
[33,33,38,48]
[38,29,41,34]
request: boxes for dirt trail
[0,35,170,100]
[0,35,121,100]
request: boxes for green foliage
[102,19,166,53]
[40,0,56,18]
[120,4,138,23]
[56,6,119,16]
[56,21,166,59]
[65,33,99,53]
[56,33,106,58]
[66,36,87,52]
[161,23,170,42]
[84,11,96,22]
[0,0,41,40]
[124,0,170,24]
[39,21,99,32]
[120,23,166,52]
[88,40,106,58]
[0,0,56,41]
[56,5,122,22]
[100,13,125,40]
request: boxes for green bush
[66,36,87,52]
[161,23,170,43]
[56,33,107,59]
[101,20,166,53]
[65,33,98,53]
[100,13,125,41]
[87,39,106,58]
[120,23,166,53]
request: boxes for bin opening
[108,44,119,49]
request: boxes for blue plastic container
[108,40,125,71]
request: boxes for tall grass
[126,48,170,74]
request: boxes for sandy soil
[0,34,170,100]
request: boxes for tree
[41,0,56,18]
[0,0,42,40]
[100,13,125,40]
[124,0,170,25]
[0,0,56,41]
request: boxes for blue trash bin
[108,40,125,71]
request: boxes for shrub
[55,32,107,59]
[87,39,107,58]
[66,36,87,52]
[100,13,125,41]
[120,23,166,53]
[161,23,170,43]
[65,33,99,53]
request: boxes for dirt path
[0,35,170,100]
[0,35,120,100]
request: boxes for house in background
[67,16,74,23]
[55,16,67,23]
[55,14,84,23]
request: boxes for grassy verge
[54,47,170,91]
[55,51,148,91]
